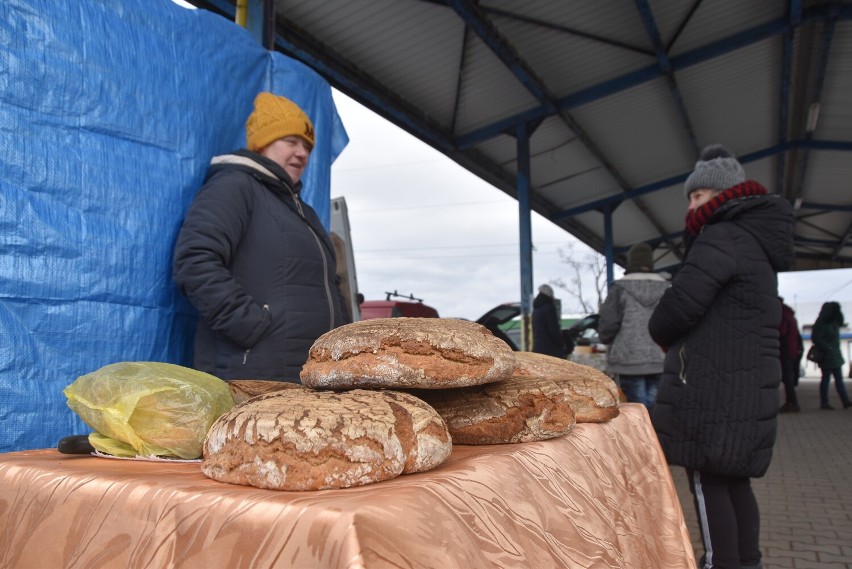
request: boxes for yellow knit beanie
[245,92,315,152]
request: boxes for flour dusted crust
[201,388,451,490]
[410,376,576,444]
[227,379,303,405]
[300,317,515,390]
[374,390,452,473]
[511,352,619,423]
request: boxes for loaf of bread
[227,379,303,405]
[300,317,515,390]
[409,375,576,444]
[201,388,451,490]
[511,352,619,423]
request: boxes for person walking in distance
[597,242,670,409]
[532,284,567,358]
[649,144,794,569]
[811,301,851,410]
[778,298,803,413]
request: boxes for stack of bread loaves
[201,317,619,491]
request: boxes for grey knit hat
[683,144,745,197]
[626,242,653,274]
[538,284,554,298]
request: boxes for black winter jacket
[532,293,566,358]
[649,193,793,478]
[811,303,845,371]
[173,151,350,382]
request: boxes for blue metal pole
[604,204,614,287]
[245,0,267,46]
[517,123,533,351]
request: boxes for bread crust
[227,379,303,405]
[511,352,619,423]
[409,376,576,444]
[301,318,515,390]
[201,388,450,490]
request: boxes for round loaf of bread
[300,317,515,390]
[511,352,619,423]
[227,379,303,405]
[409,375,576,444]
[201,388,451,490]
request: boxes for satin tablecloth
[0,404,695,568]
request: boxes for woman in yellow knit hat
[172,92,349,382]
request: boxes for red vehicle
[359,291,439,320]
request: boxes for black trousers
[780,356,798,406]
[687,469,762,569]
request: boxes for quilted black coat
[532,292,566,357]
[173,151,350,382]
[649,193,794,478]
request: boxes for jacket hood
[615,274,669,307]
[713,193,794,272]
[533,292,553,309]
[207,149,301,193]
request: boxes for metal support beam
[455,4,851,149]
[516,123,534,352]
[554,138,852,219]
[447,0,636,196]
[604,205,614,288]
[775,0,801,194]
[792,9,838,205]
[634,0,699,155]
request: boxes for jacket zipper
[286,190,337,330]
[678,344,687,383]
[243,304,270,365]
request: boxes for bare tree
[550,242,609,313]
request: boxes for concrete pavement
[668,371,852,568]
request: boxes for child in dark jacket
[649,144,794,569]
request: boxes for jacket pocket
[243,304,270,365]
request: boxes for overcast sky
[329,90,852,325]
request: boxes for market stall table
[0,404,695,568]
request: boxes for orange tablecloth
[0,404,695,568]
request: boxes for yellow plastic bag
[64,362,235,459]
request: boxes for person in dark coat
[778,298,804,413]
[173,92,350,382]
[810,301,851,410]
[649,144,794,569]
[532,284,566,358]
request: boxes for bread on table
[408,375,576,444]
[300,317,515,390]
[511,352,619,423]
[201,388,451,490]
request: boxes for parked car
[475,302,600,354]
[359,291,439,320]
[564,314,601,347]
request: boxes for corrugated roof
[196,0,852,272]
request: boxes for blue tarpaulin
[0,0,348,452]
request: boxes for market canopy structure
[196,0,852,275]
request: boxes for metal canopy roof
[197,0,852,273]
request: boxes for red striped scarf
[685,180,768,236]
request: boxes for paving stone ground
[667,369,852,568]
